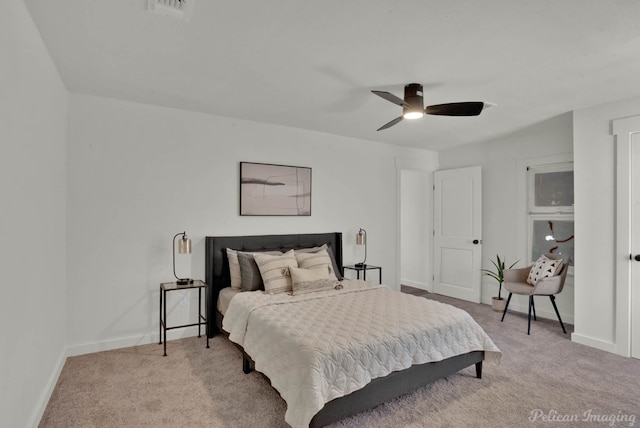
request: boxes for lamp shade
[356,228,367,245]
[178,235,192,254]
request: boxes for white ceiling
[23,0,640,151]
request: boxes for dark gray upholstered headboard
[204,232,343,337]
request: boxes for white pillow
[527,255,563,285]
[226,248,242,290]
[253,250,298,295]
[294,248,337,279]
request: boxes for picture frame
[240,162,312,216]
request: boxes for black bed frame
[205,232,484,428]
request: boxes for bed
[205,232,500,428]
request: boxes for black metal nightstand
[344,264,382,284]
[159,280,208,356]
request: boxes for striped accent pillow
[254,250,298,295]
[294,248,337,280]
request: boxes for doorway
[396,156,438,292]
[400,168,431,290]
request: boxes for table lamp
[173,231,193,285]
[355,228,367,267]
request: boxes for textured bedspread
[222,280,501,428]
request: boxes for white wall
[65,93,437,353]
[573,95,640,354]
[0,1,68,426]
[438,113,574,322]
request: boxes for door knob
[635,254,640,262]
[473,239,481,245]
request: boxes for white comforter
[222,280,501,428]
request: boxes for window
[527,162,574,265]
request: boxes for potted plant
[482,255,519,312]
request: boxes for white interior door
[632,133,640,359]
[433,166,482,303]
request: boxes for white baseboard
[67,335,152,357]
[30,348,67,428]
[66,326,202,357]
[571,333,617,355]
[401,279,432,292]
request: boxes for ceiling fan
[371,83,492,131]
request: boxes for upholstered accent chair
[501,254,568,335]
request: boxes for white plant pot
[491,296,507,313]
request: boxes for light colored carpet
[40,293,640,427]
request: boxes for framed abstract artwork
[240,162,312,216]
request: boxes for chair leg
[549,296,567,334]
[531,296,537,321]
[501,293,512,322]
[527,296,533,335]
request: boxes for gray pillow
[326,246,343,280]
[237,250,283,291]
[237,252,263,291]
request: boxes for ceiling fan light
[403,111,424,120]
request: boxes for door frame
[613,115,640,357]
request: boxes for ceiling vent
[147,0,194,22]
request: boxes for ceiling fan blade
[425,102,485,116]
[377,116,404,131]
[372,90,410,108]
